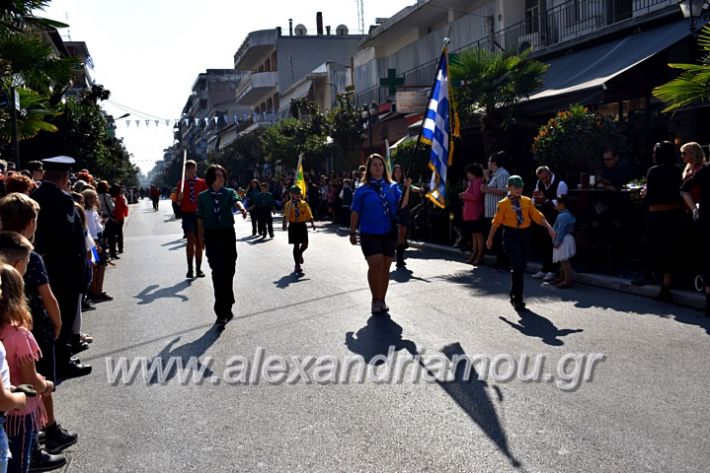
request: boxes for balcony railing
[355,0,676,106]
[496,0,676,52]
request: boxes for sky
[41,0,414,176]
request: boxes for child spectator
[551,195,577,288]
[0,195,79,468]
[0,263,61,472]
[0,338,28,473]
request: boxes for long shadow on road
[499,310,583,346]
[441,268,710,335]
[147,326,223,384]
[134,280,194,305]
[345,315,523,469]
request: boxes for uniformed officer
[31,156,92,379]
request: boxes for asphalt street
[54,199,710,473]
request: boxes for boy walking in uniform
[176,160,208,278]
[486,175,556,310]
[255,182,275,238]
[282,186,315,274]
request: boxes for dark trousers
[204,227,237,321]
[53,283,81,367]
[249,210,259,235]
[503,227,531,303]
[485,217,509,269]
[257,207,273,236]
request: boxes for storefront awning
[524,20,693,113]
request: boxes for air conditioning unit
[517,33,541,52]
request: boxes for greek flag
[420,48,460,208]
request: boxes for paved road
[56,199,710,472]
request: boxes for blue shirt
[553,209,576,246]
[351,181,402,235]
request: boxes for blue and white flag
[419,48,460,208]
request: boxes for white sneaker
[531,271,546,279]
[543,272,558,282]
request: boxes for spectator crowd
[0,156,129,472]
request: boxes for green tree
[532,104,627,184]
[652,24,710,112]
[261,100,330,170]
[449,47,548,158]
[327,87,364,170]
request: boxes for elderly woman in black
[643,141,684,302]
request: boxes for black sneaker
[196,269,206,278]
[44,423,78,454]
[81,300,96,311]
[186,269,194,279]
[58,360,92,380]
[28,448,66,472]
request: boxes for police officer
[31,156,92,379]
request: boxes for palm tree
[449,47,548,158]
[652,24,710,112]
[0,0,67,31]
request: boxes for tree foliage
[327,87,364,170]
[450,47,548,157]
[652,24,710,112]
[532,104,627,182]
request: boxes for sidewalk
[331,224,706,311]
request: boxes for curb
[335,225,706,311]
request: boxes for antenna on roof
[356,0,365,34]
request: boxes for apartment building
[353,0,707,165]
[178,69,250,160]
[233,13,365,124]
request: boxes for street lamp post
[361,101,379,155]
[678,0,710,31]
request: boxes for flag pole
[401,35,453,210]
[179,149,187,194]
[405,35,452,179]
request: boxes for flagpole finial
[443,37,450,48]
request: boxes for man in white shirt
[531,165,568,281]
[481,151,511,269]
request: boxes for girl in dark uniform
[391,165,424,268]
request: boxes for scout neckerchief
[508,194,524,227]
[210,187,225,220]
[187,178,196,204]
[292,198,301,221]
[368,179,391,222]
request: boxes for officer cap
[41,156,76,172]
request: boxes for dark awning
[522,20,693,114]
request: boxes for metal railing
[354,0,677,105]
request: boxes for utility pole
[9,86,20,169]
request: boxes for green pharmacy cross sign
[379,69,404,96]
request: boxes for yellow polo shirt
[492,195,546,229]
[283,199,313,223]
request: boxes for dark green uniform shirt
[254,191,275,209]
[197,187,240,229]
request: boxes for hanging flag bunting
[154,120,159,127]
[145,119,150,127]
[165,120,170,127]
[126,120,130,128]
[135,120,140,127]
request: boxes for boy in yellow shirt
[486,175,556,310]
[282,186,316,274]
